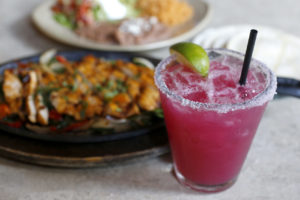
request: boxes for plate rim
[31,0,212,52]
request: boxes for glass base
[174,166,237,193]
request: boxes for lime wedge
[170,42,210,77]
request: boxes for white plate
[193,25,300,80]
[192,28,216,48]
[193,25,253,48]
[227,26,300,80]
[32,0,212,52]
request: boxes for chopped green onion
[36,86,59,108]
[53,67,66,74]
[94,84,102,92]
[153,108,164,118]
[104,90,119,100]
[72,81,79,91]
[62,81,69,88]
[116,107,122,112]
[63,95,69,101]
[80,109,86,119]
[116,80,127,92]
[107,80,114,89]
[80,101,88,119]
[81,100,88,109]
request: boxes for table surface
[1,0,300,199]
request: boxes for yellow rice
[136,0,194,26]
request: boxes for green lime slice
[170,42,210,77]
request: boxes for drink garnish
[170,42,210,77]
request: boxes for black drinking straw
[239,29,258,85]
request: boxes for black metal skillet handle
[277,77,300,98]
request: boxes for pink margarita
[155,49,277,192]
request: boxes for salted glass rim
[154,48,277,113]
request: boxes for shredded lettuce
[92,5,108,21]
[53,13,75,29]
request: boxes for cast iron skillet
[0,50,164,143]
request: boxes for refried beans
[75,17,172,45]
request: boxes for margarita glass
[154,49,277,192]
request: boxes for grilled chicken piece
[24,71,38,123]
[51,88,103,120]
[105,93,132,118]
[50,89,81,119]
[84,95,103,118]
[105,102,123,118]
[126,63,140,76]
[111,70,126,82]
[111,93,131,108]
[138,86,160,111]
[117,61,139,77]
[127,78,140,99]
[24,71,38,96]
[65,91,81,104]
[26,95,37,123]
[50,89,68,114]
[140,72,154,87]
[127,104,140,117]
[26,93,49,125]
[37,69,56,86]
[2,70,23,113]
[35,94,49,125]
